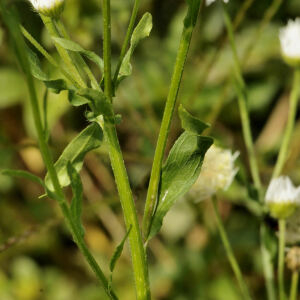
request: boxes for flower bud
[206,0,229,6]
[189,145,239,202]
[286,247,300,272]
[265,176,300,219]
[28,0,65,18]
[279,18,300,67]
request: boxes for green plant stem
[222,5,277,300]
[142,5,201,240]
[18,32,116,300]
[211,197,252,300]
[261,224,277,300]
[20,25,80,88]
[279,219,286,300]
[54,19,100,89]
[40,15,87,88]
[272,69,300,178]
[223,6,261,191]
[113,0,140,87]
[0,5,117,297]
[102,1,150,299]
[289,271,299,300]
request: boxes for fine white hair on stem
[279,18,300,60]
[206,0,229,6]
[189,145,239,202]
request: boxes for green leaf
[67,162,85,237]
[148,132,213,239]
[108,226,132,293]
[1,169,45,188]
[53,37,104,73]
[178,104,209,135]
[77,88,113,119]
[184,0,201,28]
[27,46,49,81]
[118,13,153,83]
[45,123,104,191]
[109,226,132,273]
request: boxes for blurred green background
[1,0,300,299]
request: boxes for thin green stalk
[20,25,80,88]
[212,197,252,300]
[142,2,201,240]
[40,15,87,88]
[289,271,299,300]
[113,0,140,87]
[272,69,300,178]
[261,224,277,300]
[222,5,276,300]
[102,1,150,299]
[5,15,116,300]
[279,219,287,300]
[54,19,100,89]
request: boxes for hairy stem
[222,5,277,300]
[54,19,100,89]
[212,197,252,300]
[20,25,80,88]
[272,69,300,178]
[278,219,286,300]
[0,7,116,298]
[113,0,140,87]
[102,1,150,299]
[142,1,201,240]
[40,15,87,88]
[289,271,299,300]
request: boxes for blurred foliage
[1,0,300,299]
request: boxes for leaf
[178,104,209,135]
[45,123,104,191]
[184,0,201,28]
[53,37,104,73]
[1,169,45,188]
[109,226,132,273]
[148,132,213,239]
[27,46,49,81]
[117,13,153,83]
[77,88,113,119]
[108,226,132,294]
[67,162,85,237]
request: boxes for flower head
[279,18,300,66]
[265,176,300,219]
[28,0,65,18]
[189,145,239,202]
[206,0,229,6]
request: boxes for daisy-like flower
[28,0,65,18]
[279,18,300,67]
[206,0,229,6]
[265,176,300,219]
[189,145,239,202]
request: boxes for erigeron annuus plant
[1,0,300,299]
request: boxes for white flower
[279,18,300,66]
[206,0,229,6]
[189,145,239,202]
[265,176,300,219]
[28,0,65,18]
